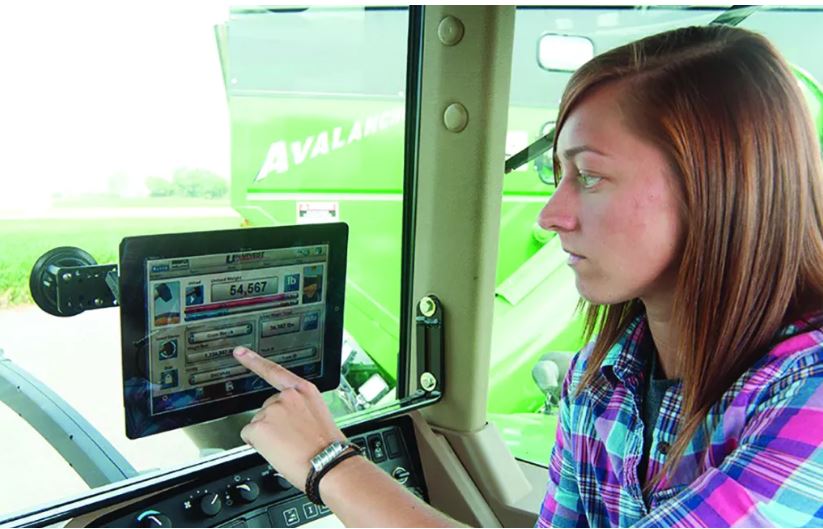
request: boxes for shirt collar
[599,313,650,389]
[779,309,823,338]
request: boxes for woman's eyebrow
[561,145,608,160]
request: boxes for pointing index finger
[233,346,302,391]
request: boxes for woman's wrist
[317,452,369,502]
[305,440,364,497]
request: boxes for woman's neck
[642,297,679,379]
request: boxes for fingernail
[234,346,249,357]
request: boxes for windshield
[0,3,409,517]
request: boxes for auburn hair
[552,25,823,490]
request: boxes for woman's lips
[567,253,585,266]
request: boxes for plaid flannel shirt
[537,313,823,527]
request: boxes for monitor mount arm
[29,247,118,317]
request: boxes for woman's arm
[233,347,463,527]
[319,452,460,527]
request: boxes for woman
[536,24,823,527]
[233,25,823,527]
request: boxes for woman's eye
[577,172,602,189]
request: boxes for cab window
[492,5,823,466]
[0,5,410,515]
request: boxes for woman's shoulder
[760,314,823,373]
[739,314,823,406]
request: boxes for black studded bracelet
[305,443,365,506]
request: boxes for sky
[0,1,234,208]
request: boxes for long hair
[553,25,823,489]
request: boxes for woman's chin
[575,278,632,306]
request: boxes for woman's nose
[538,180,578,232]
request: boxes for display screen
[146,245,328,414]
[119,224,347,438]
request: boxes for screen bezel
[119,223,348,439]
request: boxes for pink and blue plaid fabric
[537,313,823,527]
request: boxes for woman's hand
[232,346,346,491]
[233,346,461,528]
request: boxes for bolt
[419,296,437,317]
[437,15,464,46]
[94,298,104,307]
[62,273,72,281]
[420,372,437,392]
[443,103,469,133]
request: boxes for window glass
[494,6,823,466]
[0,4,408,516]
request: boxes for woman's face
[538,82,684,306]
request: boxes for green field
[0,217,242,307]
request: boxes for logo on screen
[226,251,265,264]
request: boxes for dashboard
[51,417,425,528]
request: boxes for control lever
[531,351,572,413]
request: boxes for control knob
[135,510,172,527]
[231,481,260,503]
[264,472,293,492]
[198,492,223,517]
[391,466,410,485]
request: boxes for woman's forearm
[320,455,463,528]
[230,348,464,527]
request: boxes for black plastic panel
[90,416,426,528]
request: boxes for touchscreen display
[120,224,347,439]
[146,246,328,416]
